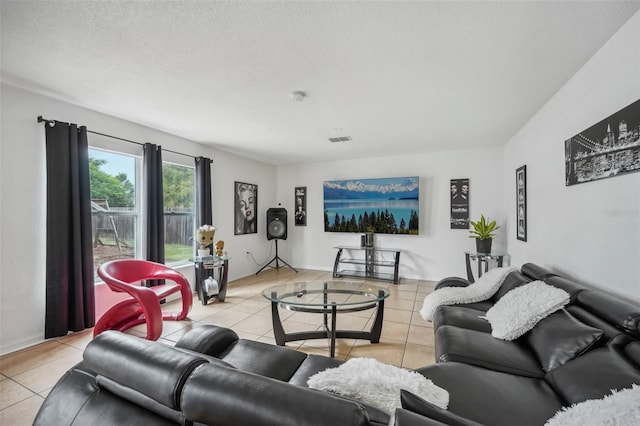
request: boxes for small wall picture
[516,165,527,241]
[234,181,257,235]
[294,186,307,226]
[450,178,470,229]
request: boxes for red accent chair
[94,259,193,340]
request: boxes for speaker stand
[256,240,298,275]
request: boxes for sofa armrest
[520,263,558,281]
[182,363,371,426]
[175,324,239,356]
[435,277,472,291]
[391,409,451,426]
[34,367,100,426]
[399,390,484,426]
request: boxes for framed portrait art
[294,186,307,226]
[450,178,469,229]
[234,181,257,235]
[516,166,527,242]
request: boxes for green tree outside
[89,158,134,207]
[163,164,194,209]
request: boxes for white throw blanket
[544,384,640,426]
[420,267,517,321]
[307,357,449,415]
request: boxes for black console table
[465,252,506,283]
[193,256,230,305]
[333,246,401,284]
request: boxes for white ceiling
[2,1,639,165]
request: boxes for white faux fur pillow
[420,267,517,321]
[544,384,640,426]
[307,357,449,415]
[485,280,570,340]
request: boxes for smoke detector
[289,91,306,102]
[328,136,352,143]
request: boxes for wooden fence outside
[92,208,195,245]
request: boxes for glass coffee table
[262,281,390,357]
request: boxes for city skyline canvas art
[565,99,640,186]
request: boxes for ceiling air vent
[328,136,352,143]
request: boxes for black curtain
[143,143,165,271]
[195,156,213,227]
[44,121,95,338]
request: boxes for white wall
[504,11,640,302]
[0,84,276,354]
[2,10,638,355]
[277,148,504,281]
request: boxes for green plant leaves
[469,214,499,240]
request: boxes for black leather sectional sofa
[35,263,639,426]
[403,263,640,425]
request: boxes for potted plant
[469,215,499,254]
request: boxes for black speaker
[266,208,287,240]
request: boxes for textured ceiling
[2,1,639,165]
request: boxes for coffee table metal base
[270,289,385,358]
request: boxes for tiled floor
[0,268,436,425]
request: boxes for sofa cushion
[432,306,491,333]
[420,267,517,321]
[526,309,603,372]
[33,367,100,426]
[218,339,308,382]
[543,276,586,302]
[50,379,179,426]
[307,358,448,415]
[83,331,207,410]
[485,281,570,340]
[546,335,640,405]
[393,409,456,426]
[453,300,493,312]
[33,365,178,426]
[400,390,484,426]
[414,362,563,426]
[290,356,389,426]
[520,263,558,281]
[575,290,640,338]
[544,384,640,426]
[623,339,640,365]
[288,354,344,386]
[174,324,239,356]
[435,325,544,378]
[491,270,531,301]
[182,363,372,426]
[566,304,626,340]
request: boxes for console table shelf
[333,246,401,284]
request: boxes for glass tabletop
[335,246,402,252]
[464,251,506,257]
[262,281,390,308]
[190,255,230,262]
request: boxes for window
[89,148,140,278]
[163,162,196,263]
[89,148,195,277]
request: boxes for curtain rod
[37,115,198,160]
